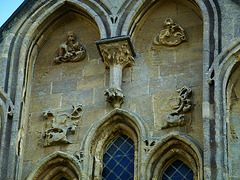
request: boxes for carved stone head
[164,18,174,27]
[67,31,77,44]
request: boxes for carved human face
[164,18,174,28]
[67,31,76,43]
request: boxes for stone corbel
[96,36,136,108]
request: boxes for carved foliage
[162,87,192,129]
[54,31,86,64]
[42,104,82,146]
[153,18,187,46]
[104,88,124,108]
[99,40,135,68]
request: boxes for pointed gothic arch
[0,1,107,179]
[144,134,203,180]
[81,108,148,179]
[27,151,82,180]
[213,40,240,178]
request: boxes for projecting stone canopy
[96,36,136,108]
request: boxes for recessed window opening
[162,160,193,180]
[102,134,134,180]
[59,177,68,180]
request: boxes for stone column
[96,36,136,108]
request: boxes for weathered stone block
[77,75,105,91]
[150,76,177,94]
[31,81,51,97]
[30,93,62,112]
[62,89,94,107]
[52,78,77,94]
[83,59,106,77]
[176,72,202,88]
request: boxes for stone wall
[1,0,240,179]
[21,0,204,178]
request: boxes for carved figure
[162,86,192,129]
[153,18,187,46]
[42,104,82,146]
[54,31,86,63]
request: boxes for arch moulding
[144,133,203,180]
[81,108,149,179]
[27,151,82,180]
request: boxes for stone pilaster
[96,36,136,108]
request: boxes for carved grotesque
[162,86,192,129]
[42,104,82,146]
[54,31,86,63]
[153,18,187,46]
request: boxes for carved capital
[96,36,136,69]
[99,41,134,68]
[162,86,192,129]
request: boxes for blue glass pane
[107,145,117,154]
[103,153,111,163]
[107,173,117,179]
[106,159,117,169]
[186,173,194,179]
[172,172,182,180]
[114,165,123,176]
[162,160,193,180]
[114,150,124,161]
[164,165,175,177]
[120,171,131,179]
[102,134,134,180]
[179,163,191,174]
[120,141,131,153]
[119,156,130,167]
[114,137,124,146]
[102,167,110,177]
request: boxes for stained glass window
[102,134,134,180]
[162,160,193,180]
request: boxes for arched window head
[102,134,134,180]
[26,152,81,180]
[146,136,202,179]
[162,159,193,180]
